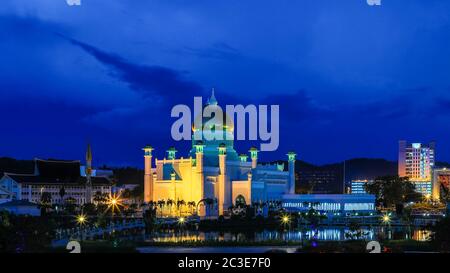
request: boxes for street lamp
[76,213,87,241]
[280,214,291,228]
[106,193,123,233]
[76,214,87,225]
[280,214,292,244]
[382,214,391,225]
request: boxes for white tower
[218,143,227,215]
[195,141,205,216]
[143,145,154,203]
[249,147,258,169]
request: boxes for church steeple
[207,88,218,105]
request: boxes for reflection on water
[412,229,432,241]
[142,227,431,243]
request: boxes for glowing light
[178,217,186,225]
[76,213,87,226]
[106,192,123,215]
[424,194,431,201]
[382,214,391,224]
[280,214,291,226]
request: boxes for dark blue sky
[1,0,450,167]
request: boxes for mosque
[143,91,296,216]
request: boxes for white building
[282,194,376,216]
[0,186,13,204]
[398,141,435,195]
[0,146,112,206]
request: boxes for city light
[178,217,186,225]
[424,194,431,202]
[106,192,123,215]
[280,214,291,227]
[76,213,87,226]
[382,214,391,225]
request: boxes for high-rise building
[398,141,435,195]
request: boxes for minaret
[143,145,154,203]
[167,147,177,160]
[287,152,297,194]
[249,147,258,168]
[207,88,218,105]
[85,144,93,204]
[239,154,248,163]
[195,141,205,216]
[218,143,227,215]
[247,171,252,205]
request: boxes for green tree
[166,199,174,215]
[39,192,52,215]
[157,200,165,217]
[187,201,196,214]
[63,198,78,215]
[82,203,97,216]
[431,216,450,251]
[177,200,186,216]
[0,211,55,252]
[365,176,421,211]
[130,185,144,203]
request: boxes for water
[130,227,432,243]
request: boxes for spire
[207,88,218,105]
[86,143,92,162]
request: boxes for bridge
[52,218,145,247]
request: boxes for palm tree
[166,199,174,216]
[157,200,165,217]
[187,201,196,215]
[177,200,186,216]
[40,192,52,215]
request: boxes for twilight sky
[1,0,450,167]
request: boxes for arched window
[235,195,246,207]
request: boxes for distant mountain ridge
[272,158,397,181]
[2,157,449,186]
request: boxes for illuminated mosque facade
[143,92,296,216]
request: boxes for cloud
[59,35,205,104]
[181,42,241,60]
[261,89,334,122]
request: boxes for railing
[52,218,145,246]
